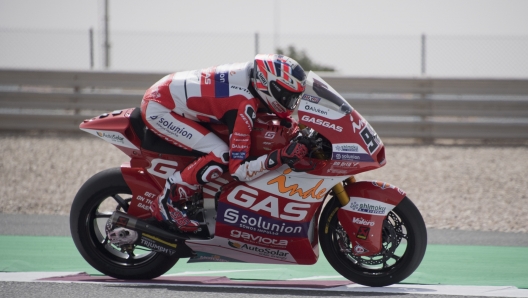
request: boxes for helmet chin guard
[251,54,306,118]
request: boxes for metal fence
[1,28,528,78]
[1,69,528,141]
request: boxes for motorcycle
[70,71,427,287]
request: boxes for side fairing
[186,165,333,265]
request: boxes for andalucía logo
[267,168,326,200]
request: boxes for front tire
[70,167,178,279]
[319,196,427,287]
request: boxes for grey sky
[1,0,527,35]
[1,0,527,76]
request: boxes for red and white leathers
[142,62,286,231]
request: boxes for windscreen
[301,71,353,115]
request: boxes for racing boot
[150,175,200,232]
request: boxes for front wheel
[319,196,427,287]
[70,167,178,279]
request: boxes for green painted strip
[0,235,527,288]
[404,244,528,288]
[0,235,94,273]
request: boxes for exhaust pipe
[109,211,189,242]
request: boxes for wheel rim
[84,189,158,267]
[330,209,412,275]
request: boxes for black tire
[319,196,427,287]
[70,167,179,279]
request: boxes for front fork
[333,176,355,206]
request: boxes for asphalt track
[1,214,528,298]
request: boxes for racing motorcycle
[70,71,427,287]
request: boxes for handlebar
[285,130,322,172]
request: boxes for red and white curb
[1,272,527,297]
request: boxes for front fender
[337,181,406,256]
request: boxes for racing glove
[264,142,308,170]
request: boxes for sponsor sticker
[300,115,343,132]
[227,240,290,260]
[264,131,276,139]
[300,101,346,119]
[301,94,321,103]
[344,197,395,216]
[326,168,350,175]
[356,227,370,240]
[353,217,375,227]
[334,144,359,152]
[230,229,288,248]
[257,71,268,86]
[354,241,369,254]
[267,168,327,200]
[332,152,374,162]
[303,104,328,116]
[231,151,246,160]
[156,118,194,140]
[80,129,139,150]
[371,181,406,196]
[188,252,236,263]
[217,204,309,238]
[332,161,359,168]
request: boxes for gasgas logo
[301,115,343,132]
[267,168,327,200]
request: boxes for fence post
[255,32,259,56]
[421,33,426,76]
[89,28,94,69]
[104,0,110,69]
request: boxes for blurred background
[1,0,527,77]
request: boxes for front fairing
[298,72,385,175]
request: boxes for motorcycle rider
[141,54,308,232]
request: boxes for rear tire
[319,196,427,287]
[70,167,178,279]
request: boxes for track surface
[1,214,528,298]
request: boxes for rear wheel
[319,196,427,287]
[70,167,178,279]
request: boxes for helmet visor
[270,81,303,111]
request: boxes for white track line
[289,275,344,280]
[0,272,83,282]
[1,272,527,297]
[165,269,276,276]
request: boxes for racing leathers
[141,61,306,232]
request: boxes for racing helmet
[251,54,306,118]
